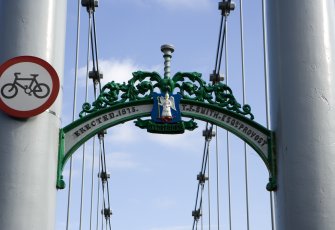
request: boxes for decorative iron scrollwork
[79,71,254,120]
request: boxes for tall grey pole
[267,0,335,229]
[0,0,66,229]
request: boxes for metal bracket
[203,127,216,141]
[210,70,224,84]
[97,130,107,139]
[89,69,103,85]
[197,172,208,184]
[98,172,110,183]
[218,0,235,16]
[192,209,202,221]
[101,208,112,218]
[81,0,99,11]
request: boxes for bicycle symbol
[1,72,50,99]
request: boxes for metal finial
[161,44,175,78]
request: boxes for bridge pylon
[267,0,335,229]
[0,0,66,229]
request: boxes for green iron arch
[56,71,276,191]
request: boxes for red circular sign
[0,56,60,118]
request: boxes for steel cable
[261,0,276,229]
[89,74,100,230]
[207,153,211,230]
[65,0,81,229]
[193,2,231,228]
[79,7,93,230]
[192,127,213,229]
[215,126,220,230]
[224,17,233,230]
[239,1,250,229]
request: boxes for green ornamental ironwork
[79,71,254,120]
[57,46,276,191]
[57,70,276,191]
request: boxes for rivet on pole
[161,44,175,79]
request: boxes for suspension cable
[239,0,250,229]
[92,13,100,74]
[89,78,100,230]
[89,11,113,226]
[192,125,214,230]
[215,125,220,230]
[261,0,276,229]
[214,14,224,74]
[225,14,233,230]
[71,1,113,229]
[97,131,112,230]
[101,136,113,229]
[217,15,227,76]
[226,133,232,230]
[81,3,105,229]
[78,6,92,229]
[207,152,211,230]
[66,0,81,229]
[96,140,102,230]
[212,4,229,230]
[193,2,234,230]
[89,136,96,230]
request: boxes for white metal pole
[0,0,66,229]
[267,0,335,229]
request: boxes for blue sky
[56,0,272,229]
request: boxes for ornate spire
[161,44,175,79]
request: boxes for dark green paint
[57,72,276,191]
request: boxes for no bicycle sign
[0,56,60,118]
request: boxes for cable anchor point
[161,44,175,79]
[192,209,202,221]
[101,208,112,219]
[97,130,107,140]
[98,171,110,183]
[89,69,103,85]
[81,0,99,12]
[218,0,235,16]
[210,70,224,84]
[197,172,209,184]
[203,127,216,141]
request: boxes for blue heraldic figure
[152,92,181,123]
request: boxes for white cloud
[105,122,139,143]
[106,151,140,170]
[155,0,211,10]
[133,0,211,10]
[104,120,206,154]
[78,58,161,87]
[146,130,200,151]
[71,141,140,171]
[150,226,190,230]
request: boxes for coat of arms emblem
[151,92,181,123]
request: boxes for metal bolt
[161,44,175,78]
